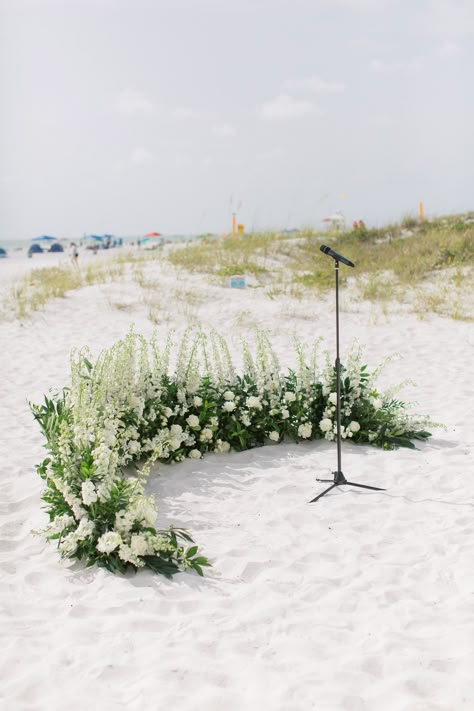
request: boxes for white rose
[328,392,338,406]
[246,396,262,409]
[223,391,235,401]
[170,424,183,435]
[193,396,203,407]
[223,401,236,412]
[281,408,290,420]
[371,398,382,410]
[130,534,149,557]
[96,531,122,554]
[215,439,231,453]
[269,431,280,442]
[199,428,213,443]
[188,449,202,459]
[298,423,312,439]
[163,407,173,418]
[186,414,200,428]
[349,421,360,432]
[319,418,333,433]
[169,437,182,451]
[284,392,296,402]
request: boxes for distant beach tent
[28,243,43,254]
[0,247,7,258]
[32,235,57,242]
[322,212,346,231]
[49,242,64,252]
[88,235,104,241]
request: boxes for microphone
[320,245,355,268]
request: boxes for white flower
[281,408,289,420]
[170,424,183,436]
[186,414,200,428]
[188,449,202,459]
[246,396,262,409]
[130,534,149,557]
[298,423,312,439]
[163,407,173,418]
[193,396,203,407]
[199,428,213,443]
[134,498,157,527]
[269,431,280,442]
[223,401,236,412]
[128,440,140,455]
[371,398,382,410]
[96,531,122,554]
[81,481,98,506]
[129,395,145,417]
[118,544,133,563]
[223,391,235,401]
[59,532,78,555]
[328,392,338,406]
[102,430,116,447]
[241,414,251,427]
[169,437,182,451]
[76,518,95,540]
[284,391,296,402]
[215,439,231,453]
[319,418,333,433]
[349,421,361,432]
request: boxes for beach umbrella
[87,235,103,241]
[32,235,57,242]
[145,231,161,237]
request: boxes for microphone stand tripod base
[309,471,385,503]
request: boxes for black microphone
[320,245,355,268]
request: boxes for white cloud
[116,89,155,115]
[130,147,154,165]
[212,123,236,137]
[258,94,322,120]
[283,76,345,93]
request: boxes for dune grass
[166,214,474,317]
[2,214,473,320]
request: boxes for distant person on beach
[71,244,79,265]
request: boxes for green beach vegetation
[2,212,473,320]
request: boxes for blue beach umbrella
[32,235,57,242]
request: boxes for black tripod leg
[309,482,339,503]
[343,481,385,491]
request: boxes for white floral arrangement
[31,329,432,576]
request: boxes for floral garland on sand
[31,329,432,576]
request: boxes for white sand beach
[1,250,473,711]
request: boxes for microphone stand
[309,251,386,502]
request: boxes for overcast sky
[1,0,473,239]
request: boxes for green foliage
[31,330,433,578]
